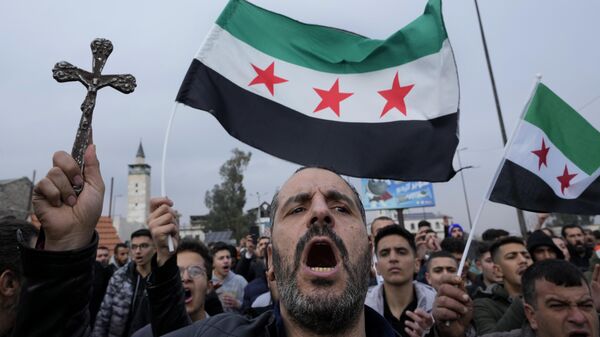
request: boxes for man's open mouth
[304,239,339,273]
[184,287,192,303]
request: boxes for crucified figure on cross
[53,38,136,192]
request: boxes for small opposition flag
[176,0,459,181]
[490,83,600,214]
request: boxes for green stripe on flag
[216,0,447,74]
[525,83,600,175]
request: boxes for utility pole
[473,0,527,236]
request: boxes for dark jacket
[472,284,525,335]
[241,275,269,314]
[12,231,98,337]
[92,261,151,337]
[235,254,266,283]
[162,304,396,337]
[91,261,114,326]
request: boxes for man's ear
[414,256,421,271]
[493,263,503,279]
[0,269,20,297]
[523,302,538,330]
[266,245,275,281]
[425,272,431,285]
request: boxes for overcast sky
[1,0,599,235]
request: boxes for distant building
[247,201,272,236]
[0,177,32,220]
[204,230,234,245]
[116,142,151,240]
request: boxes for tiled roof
[29,215,123,253]
[204,230,233,244]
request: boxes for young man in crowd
[131,233,215,337]
[111,243,130,272]
[366,224,436,337]
[93,229,156,337]
[526,230,564,262]
[369,216,396,285]
[562,224,593,272]
[0,217,38,337]
[432,259,600,337]
[425,250,458,291]
[472,236,533,335]
[467,241,502,297]
[211,241,247,313]
[236,235,270,283]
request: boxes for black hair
[522,259,589,308]
[426,250,457,272]
[211,241,231,258]
[98,246,109,251]
[178,237,213,279]
[417,220,432,229]
[490,236,525,263]
[0,217,39,280]
[440,237,466,255]
[114,242,128,255]
[561,224,584,238]
[374,224,416,255]
[481,228,509,242]
[131,228,152,240]
[593,230,600,240]
[269,166,366,228]
[476,241,491,260]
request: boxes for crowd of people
[1,145,599,337]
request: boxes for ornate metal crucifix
[53,38,136,185]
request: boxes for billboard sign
[361,179,435,210]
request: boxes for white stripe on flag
[197,25,458,123]
[506,121,600,199]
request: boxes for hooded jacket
[472,284,525,335]
[364,281,436,317]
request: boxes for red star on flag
[556,165,577,195]
[531,137,550,170]
[313,79,353,117]
[378,72,414,117]
[248,62,288,96]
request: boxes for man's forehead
[377,235,411,250]
[500,243,526,254]
[537,280,591,301]
[279,168,354,196]
[132,236,152,243]
[431,257,457,267]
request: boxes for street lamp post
[111,194,123,219]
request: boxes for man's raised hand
[148,197,179,266]
[32,144,104,251]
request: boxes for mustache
[292,223,350,273]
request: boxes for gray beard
[272,226,371,335]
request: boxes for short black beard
[272,224,371,335]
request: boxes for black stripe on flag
[176,59,458,181]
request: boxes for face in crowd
[552,237,571,261]
[95,247,110,266]
[493,241,533,294]
[256,237,270,258]
[269,168,371,335]
[532,245,557,262]
[130,235,155,269]
[213,249,232,279]
[425,255,457,291]
[115,246,129,266]
[450,226,463,239]
[523,260,599,337]
[371,218,394,239]
[477,251,502,285]
[178,251,210,321]
[563,227,586,254]
[375,232,419,287]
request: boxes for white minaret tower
[127,142,151,226]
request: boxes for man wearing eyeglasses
[93,229,156,337]
[132,234,216,337]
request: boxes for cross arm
[98,74,136,94]
[52,61,93,89]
